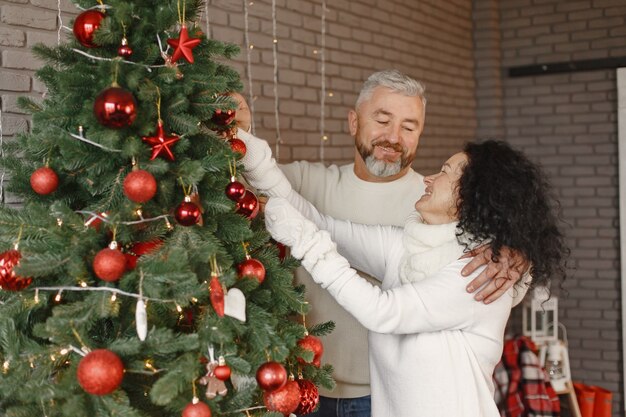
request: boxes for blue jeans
[304,395,371,417]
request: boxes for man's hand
[229,92,251,133]
[460,245,529,304]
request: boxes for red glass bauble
[255,361,287,391]
[263,380,300,416]
[30,166,59,195]
[77,349,124,395]
[175,201,202,226]
[211,108,236,126]
[225,180,246,201]
[93,248,127,282]
[93,87,137,129]
[118,38,133,57]
[214,364,231,381]
[297,335,324,367]
[73,9,105,48]
[237,258,265,283]
[125,240,163,270]
[294,379,320,415]
[0,250,32,291]
[123,170,157,203]
[182,401,212,417]
[228,138,247,157]
[235,190,259,219]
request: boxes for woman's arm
[265,197,511,334]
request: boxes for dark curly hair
[456,140,568,289]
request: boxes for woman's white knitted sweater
[265,195,528,417]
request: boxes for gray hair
[355,69,427,109]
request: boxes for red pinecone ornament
[73,9,105,48]
[235,190,259,219]
[297,335,324,367]
[263,380,301,416]
[255,361,287,391]
[93,86,137,129]
[294,379,320,415]
[237,257,265,283]
[0,250,32,291]
[228,138,247,157]
[175,199,202,226]
[209,274,224,317]
[30,166,59,195]
[77,349,124,395]
[93,247,127,282]
[123,169,157,203]
[182,401,212,417]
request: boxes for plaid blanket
[493,336,561,417]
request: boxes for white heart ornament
[224,288,246,322]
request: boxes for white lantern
[522,286,558,343]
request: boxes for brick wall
[474,1,625,415]
[0,0,476,202]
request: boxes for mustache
[372,141,404,153]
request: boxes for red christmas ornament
[209,274,224,317]
[273,240,287,261]
[94,86,137,129]
[263,379,301,416]
[30,166,59,195]
[297,335,324,367]
[211,109,236,126]
[214,361,231,381]
[125,239,163,269]
[73,9,105,48]
[142,120,180,161]
[255,361,287,391]
[167,25,201,64]
[0,250,32,291]
[237,257,265,283]
[123,169,157,203]
[294,379,320,415]
[118,37,133,57]
[175,197,202,226]
[93,246,127,282]
[76,349,124,395]
[228,138,247,157]
[182,400,212,417]
[225,178,246,202]
[235,190,259,219]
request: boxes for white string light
[68,128,122,153]
[271,0,281,161]
[34,285,177,304]
[72,48,169,71]
[204,0,211,39]
[76,210,172,226]
[243,0,256,135]
[319,0,328,163]
[57,0,63,45]
[0,109,4,205]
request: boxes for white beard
[364,154,401,177]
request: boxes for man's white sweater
[238,129,425,398]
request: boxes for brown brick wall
[474,0,624,415]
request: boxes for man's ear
[348,109,358,136]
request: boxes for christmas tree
[0,1,333,416]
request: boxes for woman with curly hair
[248,138,567,417]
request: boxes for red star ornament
[142,120,180,160]
[167,26,201,64]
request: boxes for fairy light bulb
[3,361,9,372]
[34,290,40,304]
[176,304,183,313]
[60,348,69,355]
[54,292,62,302]
[110,293,117,302]
[79,281,87,288]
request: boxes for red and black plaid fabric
[494,336,560,417]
